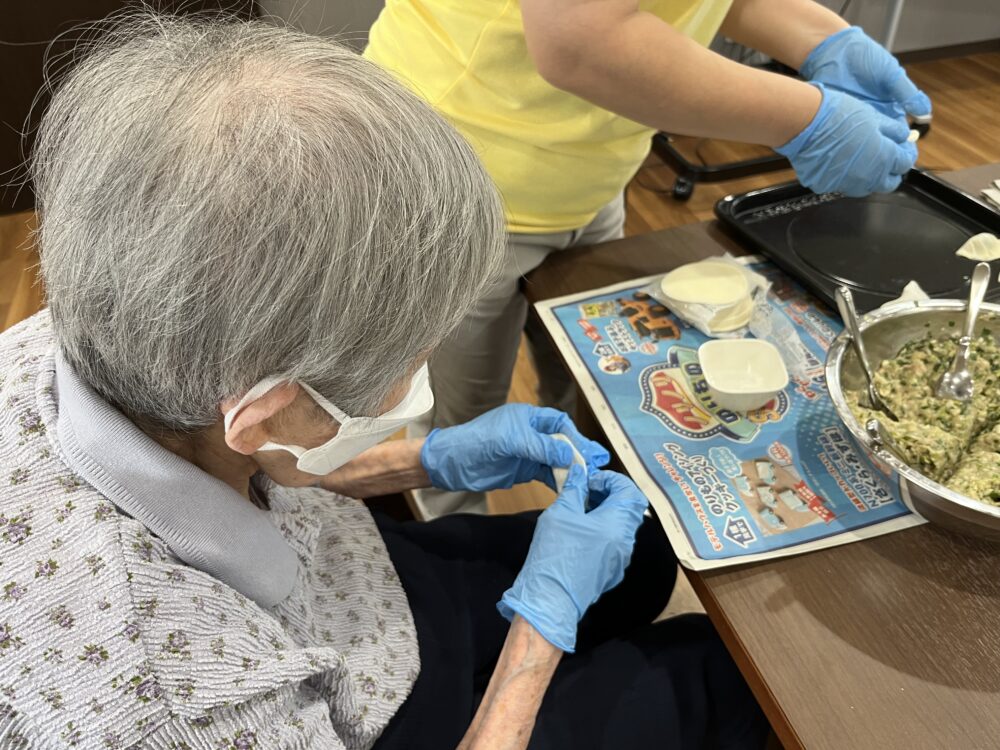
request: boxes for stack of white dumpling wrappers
[652,254,767,337]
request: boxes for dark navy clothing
[372,511,769,750]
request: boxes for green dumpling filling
[946,452,1000,506]
[846,327,1000,507]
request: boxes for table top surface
[525,164,1000,750]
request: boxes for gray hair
[33,12,506,432]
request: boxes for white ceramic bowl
[699,339,789,413]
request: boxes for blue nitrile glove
[801,27,932,121]
[497,468,648,652]
[420,403,610,492]
[776,83,917,197]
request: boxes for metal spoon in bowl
[866,418,907,463]
[835,286,899,421]
[935,261,991,402]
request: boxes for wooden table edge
[685,569,805,750]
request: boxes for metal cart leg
[651,133,791,202]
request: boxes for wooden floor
[3,52,1000,517]
[0,210,40,332]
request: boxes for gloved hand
[497,468,648,652]
[776,83,917,197]
[420,403,610,492]
[801,26,931,121]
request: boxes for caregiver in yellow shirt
[366,0,929,517]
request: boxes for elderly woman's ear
[222,383,301,455]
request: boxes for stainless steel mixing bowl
[826,299,1000,541]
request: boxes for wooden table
[525,164,1000,750]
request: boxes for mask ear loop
[225,368,430,449]
[298,382,352,426]
[330,365,433,425]
[223,376,290,434]
[298,369,431,426]
[223,377,352,455]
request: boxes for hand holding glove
[776,83,917,197]
[497,468,648,652]
[420,403,610,493]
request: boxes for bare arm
[521,0,825,147]
[719,0,848,70]
[458,616,562,750]
[319,438,431,497]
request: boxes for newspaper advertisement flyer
[535,258,924,569]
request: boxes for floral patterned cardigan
[0,313,419,749]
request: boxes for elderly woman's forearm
[457,616,562,750]
[319,438,431,496]
[522,0,821,148]
[720,0,848,70]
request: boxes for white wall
[818,0,1000,52]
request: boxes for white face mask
[224,365,434,475]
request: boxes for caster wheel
[672,177,694,201]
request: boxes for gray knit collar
[52,350,298,608]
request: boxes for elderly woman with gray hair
[0,14,766,750]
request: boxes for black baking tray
[714,169,1000,312]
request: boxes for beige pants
[410,195,626,518]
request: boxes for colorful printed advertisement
[535,258,924,569]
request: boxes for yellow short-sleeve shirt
[365,0,733,233]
